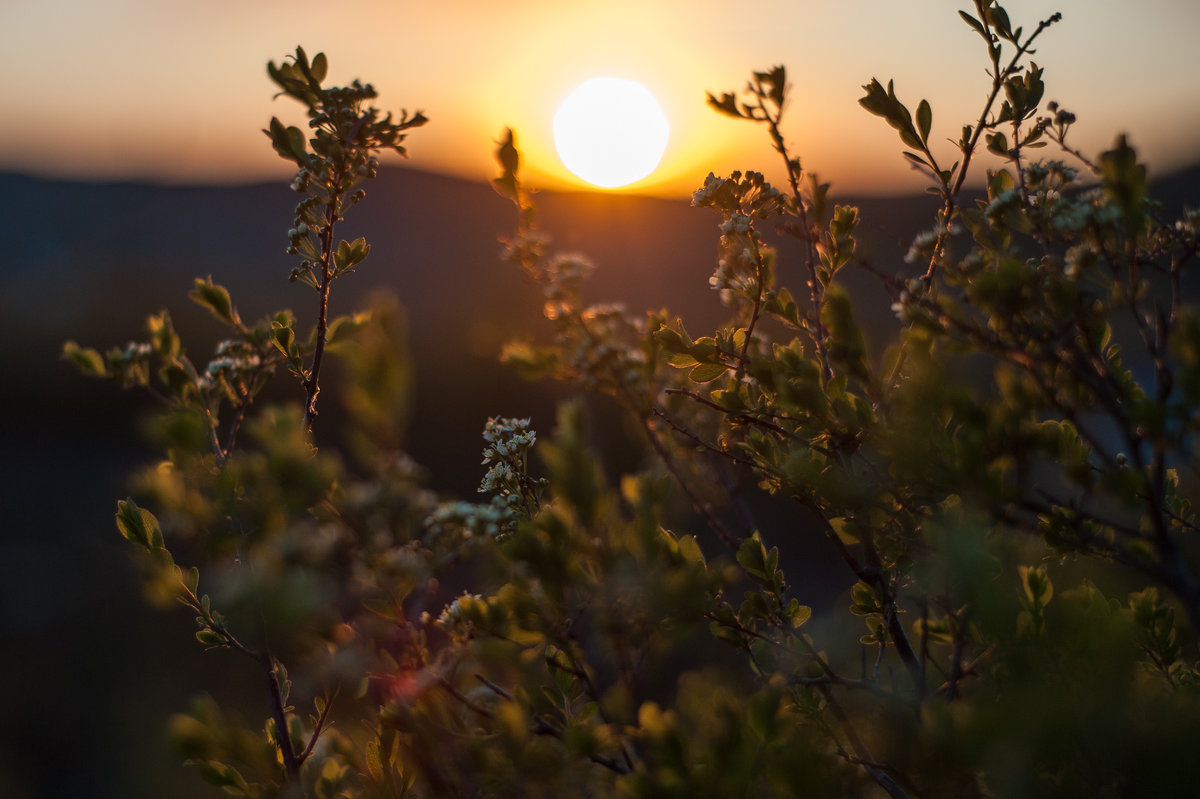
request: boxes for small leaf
[195,629,226,647]
[706,91,744,119]
[62,341,107,377]
[986,131,1009,157]
[189,277,239,327]
[737,533,768,578]
[787,599,812,628]
[309,51,328,83]
[115,498,164,550]
[916,99,932,143]
[183,566,200,595]
[689,362,727,383]
[668,352,700,368]
[958,10,987,39]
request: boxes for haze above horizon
[4,1,1198,198]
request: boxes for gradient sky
[3,0,1198,197]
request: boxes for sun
[553,77,670,189]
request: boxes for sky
[3,0,1198,197]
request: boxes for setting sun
[553,77,670,189]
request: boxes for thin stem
[297,691,337,766]
[302,177,344,433]
[264,652,303,788]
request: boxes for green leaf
[309,51,328,83]
[62,341,107,377]
[193,759,248,791]
[326,311,372,350]
[271,320,295,356]
[859,78,922,150]
[958,9,987,39]
[786,599,812,628]
[194,629,226,647]
[1100,134,1147,236]
[689,362,727,383]
[147,312,181,358]
[916,99,932,143]
[654,325,691,353]
[334,237,371,275]
[365,738,384,782]
[189,277,239,327]
[830,517,859,545]
[115,498,164,551]
[737,533,768,579]
[183,566,200,595]
[668,352,700,368]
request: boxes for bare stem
[302,180,344,433]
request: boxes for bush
[67,3,1200,797]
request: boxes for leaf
[309,51,328,83]
[786,599,812,628]
[830,517,859,546]
[1099,134,1147,235]
[115,498,164,551]
[62,341,107,377]
[675,534,707,567]
[653,325,691,353]
[859,78,923,150]
[916,99,932,143]
[689,362,727,383]
[737,533,768,579]
[193,759,248,791]
[194,629,226,647]
[754,65,787,107]
[271,320,295,356]
[668,352,700,368]
[326,311,372,350]
[334,237,371,275]
[147,312,181,358]
[495,127,519,179]
[189,277,239,327]
[958,9,987,39]
[183,566,200,595]
[706,91,744,119]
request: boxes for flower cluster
[479,416,537,495]
[540,253,595,321]
[691,171,783,307]
[424,497,517,540]
[903,224,959,265]
[889,277,929,324]
[202,339,266,402]
[691,170,787,219]
[429,592,486,640]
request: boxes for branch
[263,653,303,788]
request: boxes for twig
[302,174,345,434]
[297,690,337,765]
[263,652,303,787]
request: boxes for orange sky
[3,1,1198,197]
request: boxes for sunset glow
[553,78,669,189]
[1,1,1198,196]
